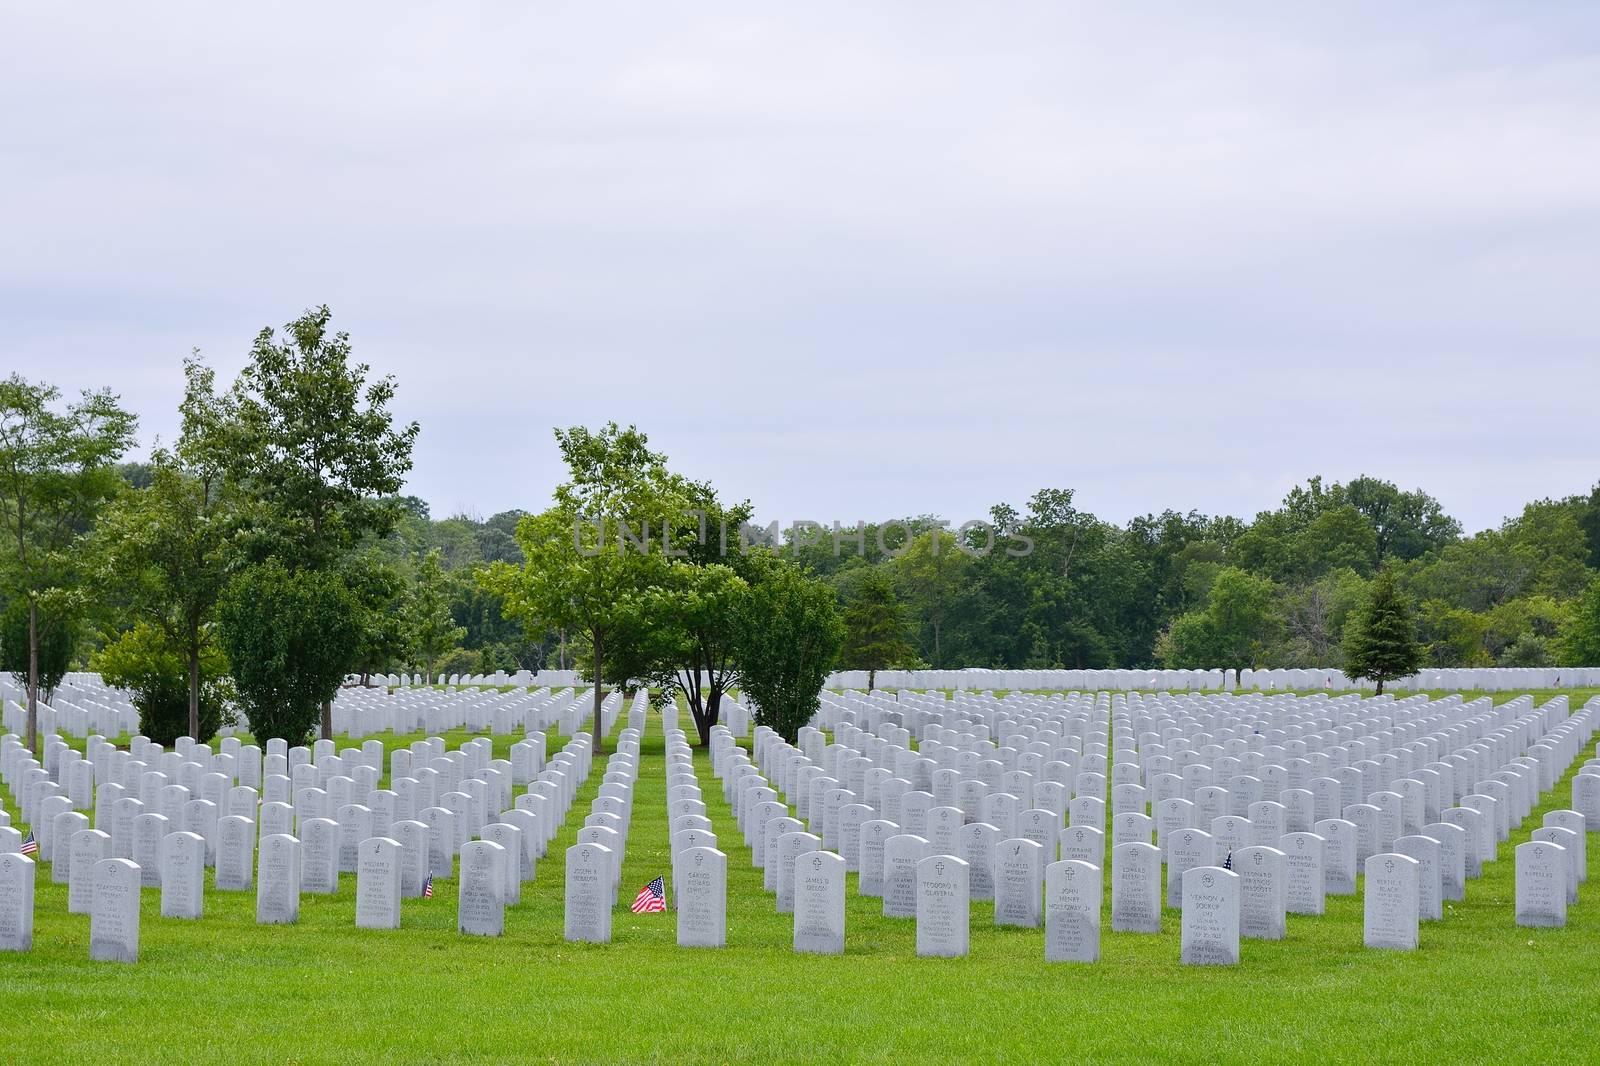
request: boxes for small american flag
[1222,850,1233,871]
[19,831,37,857]
[631,876,666,913]
[422,874,434,899]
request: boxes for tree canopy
[0,373,137,750]
[485,423,690,752]
[217,559,363,744]
[733,552,845,742]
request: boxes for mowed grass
[2,700,1600,1064]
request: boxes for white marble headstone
[1181,866,1240,965]
[1044,858,1101,963]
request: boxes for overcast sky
[6,3,1598,534]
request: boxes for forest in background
[273,470,1600,679]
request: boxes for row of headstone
[735,687,1598,957]
[274,723,594,933]
[563,696,650,943]
[722,699,1107,956]
[663,722,726,948]
[3,688,1593,960]
[0,718,600,958]
[325,685,625,741]
[805,667,1600,697]
[1,675,140,738]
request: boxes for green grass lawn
[3,699,1600,1064]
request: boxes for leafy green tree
[1558,580,1600,667]
[733,553,844,742]
[1498,632,1554,668]
[0,598,76,703]
[485,423,686,754]
[223,306,418,737]
[1234,479,1388,583]
[1337,475,1460,562]
[435,646,482,679]
[451,576,549,670]
[1415,600,1490,667]
[116,462,157,490]
[639,560,747,746]
[344,552,410,684]
[1206,567,1281,670]
[894,529,972,667]
[1572,483,1600,569]
[406,548,466,681]
[93,621,232,745]
[1343,569,1422,693]
[1156,567,1281,672]
[839,567,916,690]
[1501,500,1594,600]
[217,559,362,744]
[632,487,753,745]
[1120,509,1220,656]
[1154,611,1217,669]
[1290,505,1378,580]
[1407,531,1530,613]
[227,306,420,564]
[1174,544,1227,608]
[1481,595,1565,664]
[93,358,233,739]
[1281,568,1367,667]
[0,374,137,751]
[478,510,528,564]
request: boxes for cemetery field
[5,712,1600,1065]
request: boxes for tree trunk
[187,644,201,741]
[689,684,724,748]
[867,666,877,692]
[321,699,332,741]
[591,630,605,755]
[1375,678,1385,695]
[26,597,39,755]
[701,684,723,747]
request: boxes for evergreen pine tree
[1342,569,1421,694]
[840,569,916,691]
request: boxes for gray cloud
[5,2,1598,532]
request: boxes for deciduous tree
[733,553,843,742]
[0,374,136,751]
[222,307,418,737]
[94,358,233,739]
[485,423,686,753]
[217,558,362,744]
[407,548,466,681]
